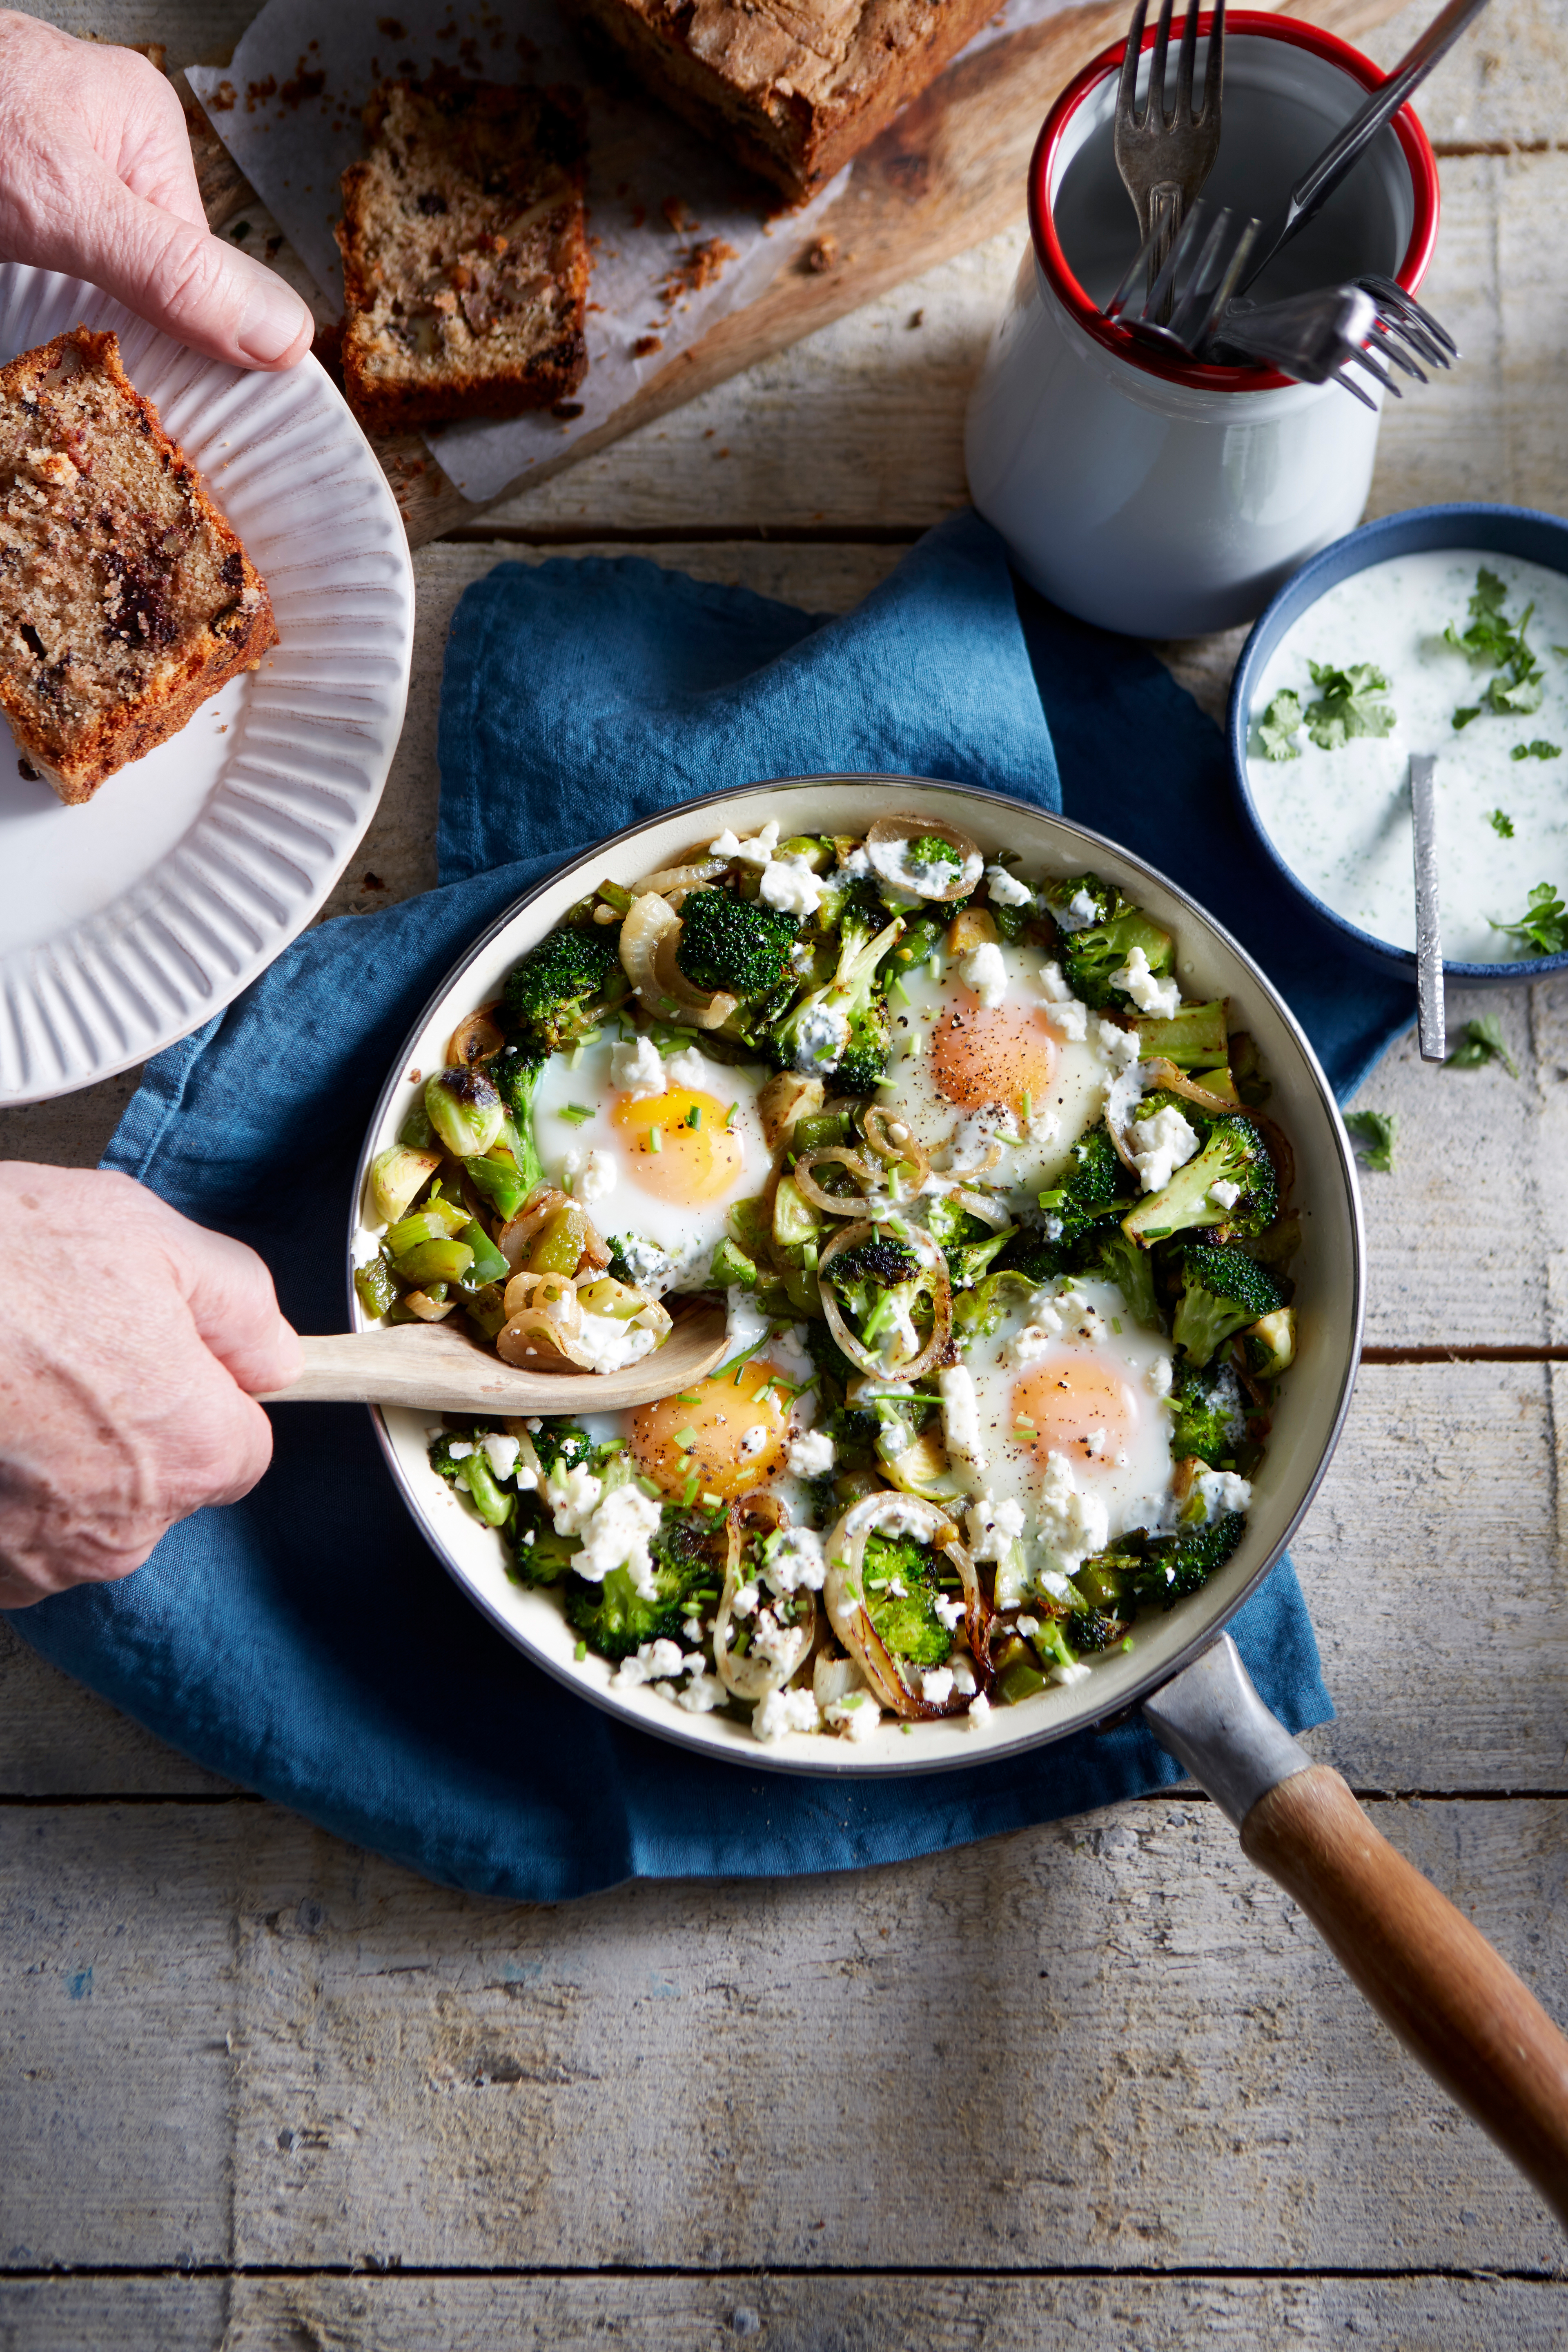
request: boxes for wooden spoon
[258,1307,731,1414]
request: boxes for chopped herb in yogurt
[1511,739,1561,762]
[1490,881,1568,958]
[1258,663,1397,759]
[1489,808,1516,837]
[1446,567,1546,728]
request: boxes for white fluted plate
[0,266,414,1104]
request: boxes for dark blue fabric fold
[7,510,1376,1903]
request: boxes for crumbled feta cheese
[1110,944,1181,1018]
[921,1667,955,1707]
[664,1046,709,1091]
[1127,1103,1200,1194]
[1196,1468,1254,1520]
[937,1364,988,1484]
[1038,959,1073,1003]
[612,1234,671,1290]
[1049,1659,1094,1687]
[750,1608,804,1666]
[738,1424,771,1460]
[676,1671,728,1713]
[1096,1020,1143,1071]
[824,1691,882,1740]
[563,1145,618,1202]
[574,1483,664,1595]
[753,1686,822,1740]
[1034,1451,1110,1574]
[985,862,1034,908]
[615,1637,688,1686]
[1209,1178,1242,1210]
[572,1311,660,1374]
[836,844,871,878]
[763,1526,827,1595]
[710,820,779,866]
[682,1616,704,1644]
[480,1432,520,1481]
[786,1428,835,1478]
[950,1655,977,1697]
[966,1691,991,1726]
[759,854,824,917]
[545,1461,602,1534]
[446,1440,474,1460]
[1085,1426,1107,1458]
[964,1494,1027,1561]
[610,1033,666,1098]
[933,1592,967,1633]
[1055,887,1100,933]
[1147,1354,1174,1399]
[791,1000,849,1074]
[959,940,1007,1008]
[732,1581,760,1619]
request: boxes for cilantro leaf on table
[1444,567,1547,727]
[1445,1015,1520,1078]
[1511,739,1561,762]
[1303,662,1396,750]
[1258,690,1303,761]
[1490,882,1568,958]
[1346,1110,1396,1172]
[1489,809,1515,837]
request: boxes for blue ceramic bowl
[1227,501,1568,982]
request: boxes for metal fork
[1114,0,1226,313]
[1106,201,1258,357]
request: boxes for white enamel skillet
[346,776,1568,2220]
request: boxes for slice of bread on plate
[0,327,276,807]
[336,70,590,432]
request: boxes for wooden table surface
[6,2,1568,2344]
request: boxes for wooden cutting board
[186,0,1411,550]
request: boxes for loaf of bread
[336,71,591,433]
[0,328,277,808]
[573,0,997,203]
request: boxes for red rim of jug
[1026,11,1441,395]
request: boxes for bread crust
[0,328,277,807]
[336,73,591,433]
[573,0,999,202]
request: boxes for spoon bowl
[263,1307,731,1414]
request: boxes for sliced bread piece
[0,327,276,808]
[336,71,590,433]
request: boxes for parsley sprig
[1490,881,1568,958]
[1447,568,1546,728]
[1257,664,1396,759]
[1446,1015,1519,1077]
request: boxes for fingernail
[236,267,312,365]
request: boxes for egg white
[531,1032,770,1288]
[887,945,1123,1205]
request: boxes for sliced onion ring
[866,814,984,904]
[823,1491,991,1719]
[862,1107,931,1192]
[496,1272,596,1370]
[715,1496,815,1702]
[447,1005,504,1069]
[949,1185,1011,1230]
[651,925,736,1030]
[495,1187,610,1275]
[639,856,731,894]
[1140,1056,1241,1116]
[817,1218,952,1383]
[792,1148,882,1214]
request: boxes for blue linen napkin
[8,511,1403,1903]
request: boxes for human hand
[0,1164,301,1607]
[0,12,313,370]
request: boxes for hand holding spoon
[259,1307,731,1414]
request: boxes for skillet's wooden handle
[1242,1763,1568,2226]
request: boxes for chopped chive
[726,1102,739,1126]
[1021,1091,1032,1122]
[637,1477,662,1499]
[1038,1189,1067,1208]
[559,1104,593,1125]
[687,1105,702,1129]
[673,1426,699,1452]
[1111,1316,1123,1335]
[675,1392,702,1404]
[649,1125,663,1153]
[574,1639,588,1661]
[1121,1636,1135,1653]
[682,1471,699,1507]
[889,974,911,1005]
[700,1491,722,1508]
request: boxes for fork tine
[1146,0,1177,127]
[1369,320,1427,383]
[1359,273,1459,358]
[1174,0,1201,121]
[1188,212,1258,345]
[1345,342,1401,397]
[1334,365,1380,411]
[1106,216,1164,320]
[1200,0,1225,121]
[1167,204,1232,343]
[1374,303,1450,371]
[1144,198,1208,325]
[1117,0,1151,140]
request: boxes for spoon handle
[1239,0,1492,290]
[1410,752,1446,1064]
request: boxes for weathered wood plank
[3,1793,1566,2271]
[5,2271,1568,2352]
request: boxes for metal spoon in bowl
[1410,751,1446,1062]
[259,1306,731,1413]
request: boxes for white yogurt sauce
[1245,548,1568,962]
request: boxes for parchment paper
[188,0,1073,502]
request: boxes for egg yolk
[1013,1352,1140,1473]
[930,995,1060,1114]
[611,1087,744,1205]
[630,1358,792,1499]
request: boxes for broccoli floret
[1006,1124,1134,1283]
[487,1044,547,1197]
[1082,1223,1160,1329]
[1042,874,1175,1010]
[772,901,903,1088]
[828,1235,920,1287]
[1172,1243,1289,1365]
[908,835,963,877]
[1129,1511,1247,1609]
[564,1502,722,1662]
[1168,1360,1248,1469]
[803,1317,860,1411]
[1123,1113,1280,1246]
[529,1421,599,1480]
[677,887,800,999]
[1064,1606,1127,1653]
[502,922,624,1057]
[862,1531,950,1666]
